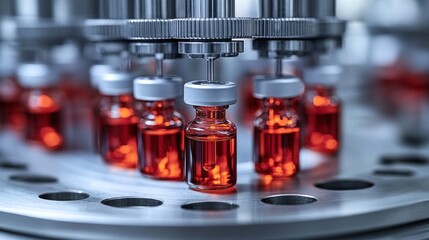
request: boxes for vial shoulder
[253,111,300,129]
[24,89,63,112]
[138,111,184,129]
[185,118,236,137]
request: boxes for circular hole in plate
[373,169,414,177]
[39,191,89,201]
[261,194,318,205]
[315,179,374,191]
[181,201,239,211]
[101,197,162,208]
[0,162,27,170]
[9,174,57,184]
[381,155,429,165]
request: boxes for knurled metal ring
[129,42,180,59]
[253,18,319,39]
[253,39,316,58]
[0,17,79,43]
[125,19,172,40]
[84,19,126,41]
[318,17,346,38]
[171,18,253,39]
[178,41,244,58]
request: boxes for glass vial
[90,64,114,153]
[98,72,138,169]
[0,73,24,130]
[184,81,237,190]
[17,64,64,150]
[303,65,341,154]
[253,76,304,177]
[134,76,184,180]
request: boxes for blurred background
[0,0,429,239]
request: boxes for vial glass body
[137,100,184,180]
[99,94,138,169]
[253,98,300,177]
[23,88,64,150]
[185,106,237,190]
[303,85,340,154]
[0,75,25,130]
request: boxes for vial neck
[308,85,336,96]
[143,99,176,115]
[195,106,228,123]
[105,94,133,103]
[261,98,295,112]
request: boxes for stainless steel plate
[0,93,428,240]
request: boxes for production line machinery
[0,0,429,239]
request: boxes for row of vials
[0,63,341,191]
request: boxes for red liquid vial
[17,64,64,150]
[90,64,114,153]
[184,81,237,190]
[0,75,25,130]
[303,65,341,154]
[253,76,304,177]
[134,77,185,180]
[98,72,138,169]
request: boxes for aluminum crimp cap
[84,19,127,42]
[184,80,237,106]
[318,17,346,38]
[17,64,58,88]
[253,75,304,99]
[98,71,135,96]
[303,65,342,86]
[134,76,183,101]
[253,18,319,39]
[171,18,253,39]
[1,17,79,43]
[125,19,172,40]
[90,64,115,88]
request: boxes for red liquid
[99,117,138,169]
[92,96,101,153]
[25,109,63,150]
[254,127,300,177]
[240,76,261,127]
[139,128,184,180]
[304,104,340,154]
[186,135,237,190]
[0,76,24,130]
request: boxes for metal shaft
[276,58,282,76]
[134,0,176,19]
[156,58,164,77]
[186,0,235,18]
[207,58,216,82]
[259,0,336,18]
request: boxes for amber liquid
[0,77,24,130]
[186,135,237,190]
[25,109,63,150]
[254,127,300,177]
[304,105,339,154]
[0,100,25,130]
[138,128,184,180]
[99,118,138,169]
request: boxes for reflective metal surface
[0,67,428,239]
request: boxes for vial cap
[133,76,183,101]
[184,80,237,106]
[17,64,57,88]
[89,64,115,89]
[303,65,342,86]
[98,71,134,96]
[253,75,304,99]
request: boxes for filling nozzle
[172,0,252,83]
[206,57,217,83]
